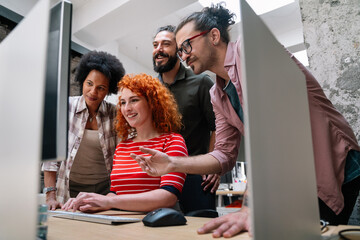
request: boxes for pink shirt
[209,40,360,214]
[209,41,244,174]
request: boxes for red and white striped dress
[110,133,187,197]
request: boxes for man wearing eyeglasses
[133,3,360,238]
[152,25,219,214]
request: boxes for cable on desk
[338,228,360,240]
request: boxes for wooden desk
[47,210,251,240]
[47,210,360,240]
[322,225,360,239]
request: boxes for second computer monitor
[239,0,321,239]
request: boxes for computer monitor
[0,0,71,239]
[42,0,71,161]
[238,0,321,239]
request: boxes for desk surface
[47,210,251,240]
[47,210,360,240]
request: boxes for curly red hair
[115,73,182,140]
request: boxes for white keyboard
[48,210,141,225]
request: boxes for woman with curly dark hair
[62,73,188,213]
[42,51,125,210]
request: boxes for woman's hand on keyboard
[62,192,112,213]
[61,197,76,211]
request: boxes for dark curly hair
[115,73,182,140]
[175,2,235,44]
[75,50,125,94]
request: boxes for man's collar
[215,41,237,89]
[224,42,237,68]
[216,75,227,89]
[158,62,187,86]
[174,63,186,81]
[76,95,87,113]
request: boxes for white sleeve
[41,161,60,172]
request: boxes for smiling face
[82,69,109,111]
[119,88,153,130]
[152,30,179,73]
[176,21,216,74]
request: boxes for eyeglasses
[177,30,209,57]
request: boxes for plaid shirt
[42,96,118,204]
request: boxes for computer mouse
[142,208,187,227]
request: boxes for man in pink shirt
[131,3,360,238]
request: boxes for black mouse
[142,208,187,227]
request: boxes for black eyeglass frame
[177,30,210,57]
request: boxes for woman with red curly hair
[62,74,188,212]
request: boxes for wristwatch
[43,187,57,194]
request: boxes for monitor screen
[41,0,72,161]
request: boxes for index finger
[130,153,145,161]
[210,177,220,193]
[139,147,158,156]
[71,193,91,211]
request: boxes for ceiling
[1,0,307,70]
[70,0,306,70]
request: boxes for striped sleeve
[159,133,188,194]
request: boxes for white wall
[1,0,154,106]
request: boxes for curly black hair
[75,50,125,94]
[175,2,235,44]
